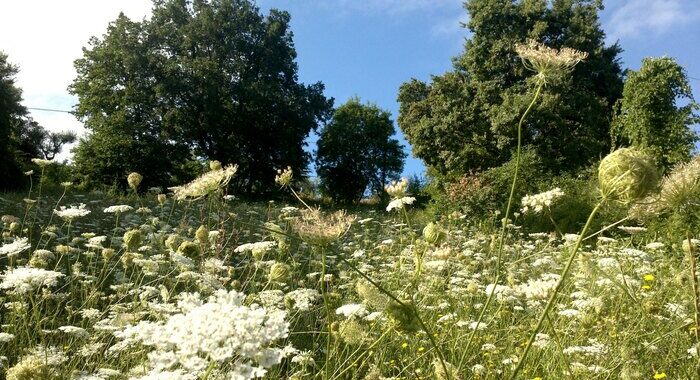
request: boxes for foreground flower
[0,237,31,258]
[53,203,91,220]
[170,164,237,200]
[515,39,588,83]
[386,196,416,212]
[0,266,64,294]
[114,289,290,378]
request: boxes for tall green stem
[458,81,543,369]
[509,201,603,379]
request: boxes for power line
[27,107,74,114]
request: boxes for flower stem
[509,200,603,379]
[458,81,543,370]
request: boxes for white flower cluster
[54,203,91,220]
[0,237,31,258]
[0,266,64,294]
[385,196,416,212]
[170,164,237,200]
[103,205,134,213]
[385,177,409,198]
[114,289,289,378]
[520,187,564,214]
[234,241,277,255]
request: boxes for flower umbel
[515,39,588,84]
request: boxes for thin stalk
[509,201,603,379]
[457,81,543,370]
[685,232,700,377]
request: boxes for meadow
[0,163,698,380]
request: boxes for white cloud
[606,0,700,40]
[0,0,152,158]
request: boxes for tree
[0,51,27,189]
[611,57,699,172]
[15,118,76,161]
[316,98,406,203]
[398,0,623,180]
[71,0,333,191]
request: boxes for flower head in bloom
[385,177,409,198]
[521,188,564,214]
[0,237,31,258]
[0,266,64,294]
[31,158,53,167]
[54,203,91,220]
[386,196,416,212]
[291,209,355,246]
[515,39,588,84]
[103,205,134,214]
[170,164,237,200]
[114,289,289,378]
[275,166,293,187]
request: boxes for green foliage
[15,118,76,161]
[398,0,623,179]
[0,51,28,190]
[611,57,699,172]
[316,98,405,203]
[71,0,333,192]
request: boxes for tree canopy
[71,0,333,191]
[398,0,623,180]
[0,51,27,188]
[316,98,405,203]
[611,57,699,172]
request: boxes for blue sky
[256,0,700,177]
[1,0,698,176]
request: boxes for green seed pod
[195,225,209,246]
[177,240,201,258]
[338,319,368,345]
[356,279,388,309]
[127,172,143,190]
[157,194,167,205]
[268,262,290,282]
[6,356,51,380]
[385,300,421,333]
[101,248,115,260]
[598,148,658,203]
[423,222,446,245]
[123,229,143,251]
[165,234,182,251]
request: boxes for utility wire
[27,107,74,114]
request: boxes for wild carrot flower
[521,188,564,214]
[0,237,31,258]
[53,203,91,220]
[170,164,237,200]
[515,39,588,84]
[0,266,64,294]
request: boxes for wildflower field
[0,162,699,380]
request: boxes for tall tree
[71,0,333,191]
[71,13,190,188]
[0,51,27,189]
[611,57,699,172]
[316,98,406,203]
[398,0,623,179]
